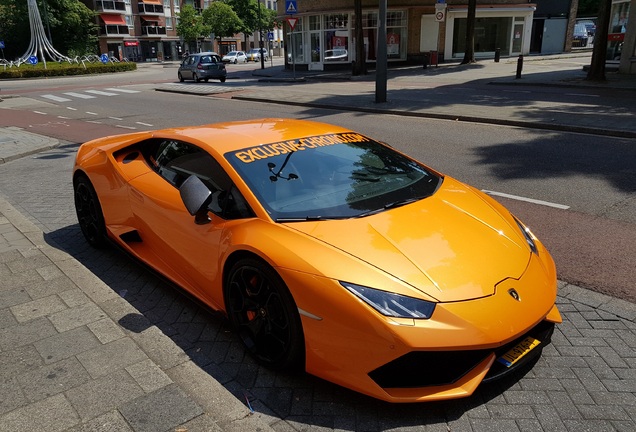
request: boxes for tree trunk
[352,0,366,75]
[461,0,477,64]
[587,0,612,81]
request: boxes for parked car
[572,23,589,48]
[73,118,561,403]
[246,48,269,62]
[222,51,247,64]
[324,49,348,62]
[178,52,226,83]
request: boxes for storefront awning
[100,14,126,26]
[140,0,162,4]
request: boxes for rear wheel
[204,78,209,82]
[74,175,107,248]
[220,77,226,83]
[194,74,201,83]
[226,258,304,371]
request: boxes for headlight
[514,217,538,254]
[341,282,436,319]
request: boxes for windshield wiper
[275,216,332,222]
[355,197,420,218]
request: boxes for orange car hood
[287,178,530,302]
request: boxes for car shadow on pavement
[43,223,539,428]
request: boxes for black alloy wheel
[226,258,304,371]
[74,175,107,248]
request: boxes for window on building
[452,17,512,56]
[324,14,349,62]
[354,10,406,61]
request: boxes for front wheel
[226,258,304,371]
[74,175,107,248]
[178,72,184,82]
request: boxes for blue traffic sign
[268,32,274,41]
[285,0,297,15]
[100,53,109,64]
[27,55,38,65]
[0,41,5,49]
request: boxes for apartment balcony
[141,25,167,36]
[99,14,130,36]
[138,0,164,15]
[96,0,126,12]
[99,25,130,36]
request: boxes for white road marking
[33,111,47,115]
[85,90,119,96]
[116,125,136,129]
[482,190,570,210]
[85,120,102,124]
[105,87,140,93]
[66,107,77,111]
[109,116,123,120]
[57,116,70,119]
[565,93,600,98]
[41,94,71,102]
[135,122,153,127]
[63,92,96,99]
[86,112,98,115]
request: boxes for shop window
[453,17,512,56]
[354,10,406,61]
[324,13,349,62]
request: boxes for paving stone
[58,288,90,307]
[0,393,79,432]
[129,325,189,369]
[0,376,28,415]
[563,419,616,431]
[0,286,31,308]
[65,369,144,421]
[125,358,173,393]
[65,410,134,432]
[119,383,203,432]
[0,316,58,351]
[87,317,126,344]
[10,294,67,323]
[76,337,148,379]
[25,274,75,299]
[48,301,107,332]
[34,325,102,364]
[17,356,91,402]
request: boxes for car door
[127,138,252,309]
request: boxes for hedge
[0,62,137,79]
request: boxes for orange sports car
[73,118,561,403]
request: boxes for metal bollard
[494,48,500,63]
[515,54,523,79]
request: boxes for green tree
[227,0,276,49]
[176,5,206,52]
[0,0,96,59]
[201,1,243,46]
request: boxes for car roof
[154,119,352,156]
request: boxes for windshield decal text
[233,133,369,163]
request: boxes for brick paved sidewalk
[0,195,274,432]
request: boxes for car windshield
[226,52,237,56]
[225,133,442,221]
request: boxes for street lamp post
[257,0,265,69]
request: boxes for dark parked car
[572,23,589,48]
[178,52,227,83]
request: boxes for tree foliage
[201,1,243,42]
[176,4,206,47]
[0,0,97,59]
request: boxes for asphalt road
[1,66,634,303]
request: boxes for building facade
[84,0,279,62]
[277,1,541,70]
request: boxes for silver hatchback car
[178,52,227,83]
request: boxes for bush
[0,61,137,79]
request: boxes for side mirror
[179,175,213,224]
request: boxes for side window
[140,139,253,219]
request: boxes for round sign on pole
[28,55,38,65]
[100,53,109,64]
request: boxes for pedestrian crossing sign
[285,0,297,15]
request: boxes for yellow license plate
[496,336,541,368]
